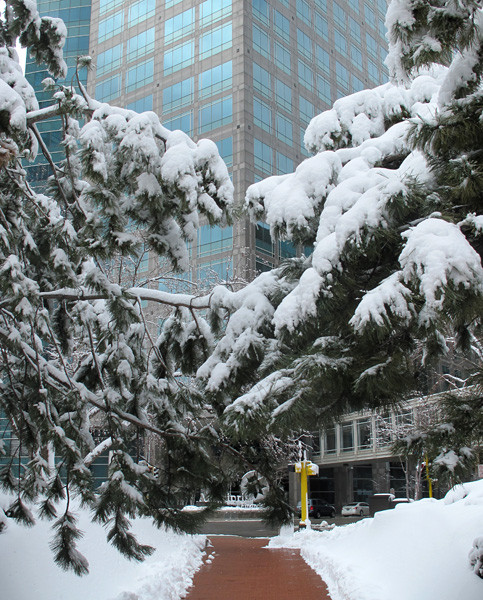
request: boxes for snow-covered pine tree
[0,0,245,574]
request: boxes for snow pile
[0,494,206,600]
[269,480,483,600]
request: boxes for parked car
[296,498,336,519]
[341,501,370,517]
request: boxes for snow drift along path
[0,493,206,600]
[270,480,483,600]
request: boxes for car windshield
[345,503,358,506]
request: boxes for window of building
[127,95,153,112]
[164,40,194,74]
[349,17,361,42]
[215,136,233,167]
[357,419,372,449]
[198,224,233,256]
[299,96,315,124]
[336,60,349,89]
[297,0,311,25]
[200,0,232,27]
[95,74,121,102]
[315,12,329,41]
[128,0,155,27]
[298,59,313,91]
[316,74,331,104]
[200,61,232,99]
[364,3,376,29]
[366,32,378,59]
[324,427,336,454]
[274,77,291,111]
[163,110,193,135]
[253,0,269,25]
[352,75,364,92]
[253,62,271,97]
[333,2,346,28]
[297,29,313,61]
[127,28,154,62]
[380,45,388,63]
[377,0,387,14]
[98,11,123,42]
[197,258,233,283]
[254,139,272,174]
[274,9,290,38]
[348,0,360,13]
[163,77,194,112]
[375,413,393,447]
[314,0,327,12]
[353,465,373,502]
[255,221,274,256]
[200,23,232,60]
[351,44,363,70]
[341,422,354,451]
[199,95,233,133]
[300,127,309,156]
[378,16,386,37]
[334,29,347,57]
[254,97,272,132]
[100,0,123,16]
[253,23,270,58]
[280,238,297,257]
[367,59,379,82]
[276,151,293,174]
[274,41,291,73]
[97,43,122,76]
[165,8,195,45]
[126,58,154,93]
[315,45,330,75]
[276,112,292,145]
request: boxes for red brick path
[184,536,332,600]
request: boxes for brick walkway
[184,536,331,599]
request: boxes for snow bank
[0,493,206,600]
[269,480,483,600]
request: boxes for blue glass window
[164,40,194,74]
[95,74,121,102]
[198,224,233,256]
[351,44,363,70]
[200,23,232,59]
[256,221,274,256]
[314,0,327,12]
[163,77,194,112]
[316,45,330,74]
[300,127,309,156]
[336,61,349,89]
[297,0,311,25]
[127,28,155,62]
[333,2,346,28]
[352,75,364,92]
[378,17,387,37]
[274,77,291,111]
[197,258,233,283]
[253,24,270,58]
[127,95,153,112]
[253,62,271,97]
[201,0,232,27]
[380,45,388,63]
[274,41,291,73]
[254,97,272,132]
[377,0,387,14]
[298,59,313,92]
[98,11,123,42]
[297,29,313,61]
[315,12,329,41]
[199,61,232,99]
[166,0,183,7]
[348,0,360,13]
[276,152,294,175]
[366,32,378,59]
[368,59,379,83]
[280,238,297,258]
[215,137,233,167]
[97,43,122,76]
[334,30,347,57]
[274,9,290,38]
[128,0,155,27]
[164,111,193,135]
[254,139,272,174]
[316,75,331,103]
[364,4,376,29]
[199,96,233,133]
[165,8,195,45]
[299,96,315,125]
[99,0,123,16]
[349,17,361,42]
[253,0,269,25]
[126,58,154,93]
[276,113,292,146]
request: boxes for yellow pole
[424,453,433,498]
[301,460,308,524]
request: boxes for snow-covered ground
[270,480,483,600]
[0,493,206,600]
